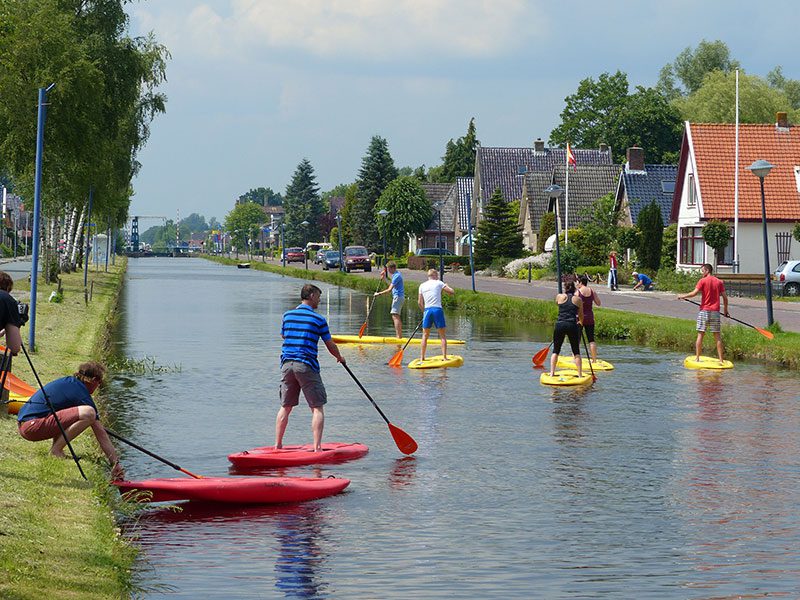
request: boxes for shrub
[637,201,663,272]
[548,243,585,276]
[503,254,550,277]
[660,224,677,270]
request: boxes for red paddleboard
[3,373,36,397]
[228,442,368,468]
[113,476,350,504]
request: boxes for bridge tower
[131,216,140,252]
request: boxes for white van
[307,242,333,264]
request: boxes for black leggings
[553,322,581,355]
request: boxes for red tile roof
[688,123,800,221]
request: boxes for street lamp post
[545,184,565,294]
[300,220,309,270]
[280,221,286,269]
[747,159,775,326]
[466,192,476,292]
[433,200,445,281]
[336,213,343,272]
[377,209,389,267]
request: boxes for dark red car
[285,247,305,263]
[344,246,371,272]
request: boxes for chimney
[776,111,789,129]
[599,143,609,153]
[626,146,645,172]
[534,138,545,153]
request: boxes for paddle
[581,328,597,383]
[20,343,87,480]
[682,299,774,339]
[359,270,386,338]
[104,428,203,479]
[341,362,418,455]
[388,319,423,367]
[532,343,552,367]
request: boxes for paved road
[286,257,800,334]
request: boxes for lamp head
[544,184,564,198]
[747,159,774,179]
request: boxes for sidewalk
[301,260,800,334]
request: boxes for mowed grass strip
[0,260,135,600]
[206,255,800,368]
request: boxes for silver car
[774,259,800,296]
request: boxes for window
[714,227,734,266]
[680,226,705,265]
[436,235,447,250]
[687,174,696,208]
[661,181,675,193]
[794,166,800,193]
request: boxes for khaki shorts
[280,361,327,408]
[390,295,404,315]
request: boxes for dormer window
[687,174,697,208]
[794,166,800,193]
[661,181,675,194]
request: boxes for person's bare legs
[549,353,558,377]
[311,406,324,451]
[50,406,96,457]
[694,332,704,361]
[274,405,293,449]
[421,328,430,362]
[713,332,724,363]
[589,342,597,362]
[391,314,402,339]
[574,353,582,377]
[438,328,447,358]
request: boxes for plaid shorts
[696,310,721,333]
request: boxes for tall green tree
[283,158,323,245]
[439,118,478,182]
[224,202,266,255]
[570,193,620,265]
[538,212,556,254]
[657,40,740,100]
[352,136,397,248]
[374,176,433,255]
[338,183,359,246]
[474,188,523,267]
[675,71,800,124]
[767,66,800,109]
[636,201,663,273]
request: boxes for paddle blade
[755,327,774,340]
[358,321,367,338]
[388,423,418,455]
[388,349,404,367]
[532,346,549,366]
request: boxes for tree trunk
[70,207,86,271]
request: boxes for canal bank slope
[0,260,134,600]
[207,256,800,368]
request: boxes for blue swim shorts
[422,307,446,329]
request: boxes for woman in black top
[0,271,22,355]
[549,281,584,377]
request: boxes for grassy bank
[207,255,800,368]
[0,260,134,600]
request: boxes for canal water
[108,258,800,599]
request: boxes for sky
[127,0,800,225]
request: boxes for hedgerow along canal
[108,258,800,598]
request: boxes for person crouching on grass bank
[16,361,124,480]
[678,263,729,365]
[418,269,455,362]
[276,284,345,452]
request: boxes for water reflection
[388,457,417,490]
[274,504,328,599]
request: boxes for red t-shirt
[696,275,726,311]
[609,254,617,269]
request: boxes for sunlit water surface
[108,258,800,599]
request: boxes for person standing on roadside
[678,263,729,364]
[575,275,601,362]
[374,261,404,338]
[276,284,346,452]
[608,250,618,291]
[549,281,584,377]
[418,269,455,362]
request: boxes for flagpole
[565,147,570,244]
[734,68,740,273]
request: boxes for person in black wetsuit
[549,280,584,377]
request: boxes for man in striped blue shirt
[276,284,345,451]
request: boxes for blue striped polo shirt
[280,304,332,372]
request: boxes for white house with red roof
[672,116,800,273]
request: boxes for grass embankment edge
[207,255,800,368]
[0,259,136,600]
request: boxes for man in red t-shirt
[678,263,729,363]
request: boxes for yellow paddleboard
[684,356,733,370]
[408,355,464,369]
[333,335,465,345]
[4,392,30,415]
[540,370,593,386]
[556,356,614,371]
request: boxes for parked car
[315,249,328,264]
[343,245,371,272]
[322,250,341,270]
[308,242,332,263]
[285,247,305,263]
[774,259,800,296]
[416,247,455,256]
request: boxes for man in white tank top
[418,269,455,361]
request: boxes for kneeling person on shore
[276,284,345,452]
[16,361,124,480]
[418,269,455,362]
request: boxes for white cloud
[134,0,539,61]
